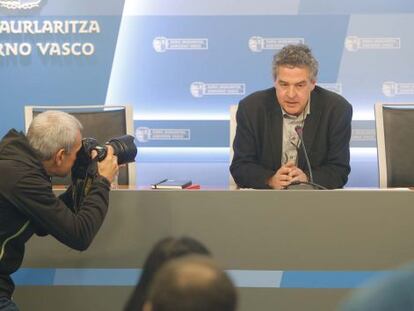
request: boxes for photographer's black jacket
[0,129,111,298]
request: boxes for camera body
[72,134,137,180]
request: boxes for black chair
[375,102,414,188]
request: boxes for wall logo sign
[153,36,208,53]
[136,127,191,143]
[0,0,41,10]
[345,36,401,52]
[382,81,414,97]
[248,36,304,52]
[351,128,376,145]
[0,20,100,57]
[190,82,245,98]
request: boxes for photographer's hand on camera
[96,145,119,183]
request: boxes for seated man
[143,255,237,311]
[0,111,119,310]
[230,44,352,189]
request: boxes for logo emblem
[0,0,41,10]
[382,81,397,97]
[136,127,151,143]
[152,37,168,53]
[190,82,205,98]
[344,36,359,52]
[248,36,264,52]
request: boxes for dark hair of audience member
[124,236,211,311]
[145,255,237,311]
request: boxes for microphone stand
[285,126,327,190]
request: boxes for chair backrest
[375,102,414,188]
[229,104,238,188]
[24,105,136,186]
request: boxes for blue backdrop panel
[339,15,414,119]
[107,15,349,119]
[1,0,413,187]
[0,0,125,137]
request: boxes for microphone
[285,126,326,190]
[294,126,313,183]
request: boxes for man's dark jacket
[0,129,111,298]
[230,86,353,189]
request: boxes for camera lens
[107,135,137,165]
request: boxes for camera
[72,135,137,180]
[70,135,136,209]
[81,135,137,165]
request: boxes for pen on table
[152,178,168,189]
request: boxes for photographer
[0,111,119,311]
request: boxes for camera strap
[72,158,99,212]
